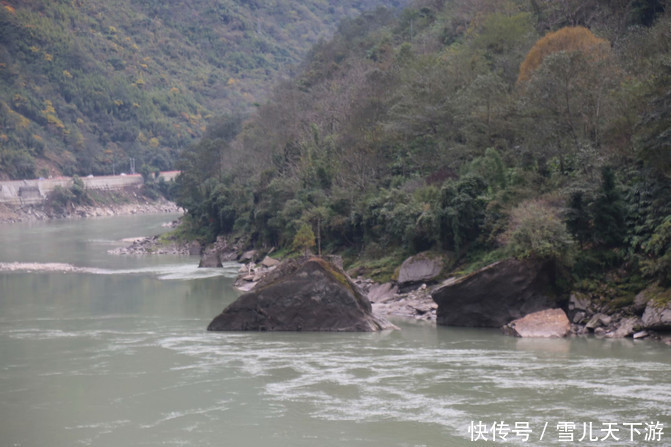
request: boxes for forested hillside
[176,0,671,296]
[0,0,408,179]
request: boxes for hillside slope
[0,0,407,179]
[175,0,671,298]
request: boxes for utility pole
[130,157,135,175]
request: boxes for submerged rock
[431,258,560,328]
[502,308,570,338]
[208,257,395,332]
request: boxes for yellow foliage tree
[517,26,609,83]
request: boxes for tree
[565,190,591,248]
[292,223,316,256]
[438,175,488,255]
[518,26,610,83]
[635,56,671,178]
[519,35,619,172]
[642,217,671,286]
[303,206,329,256]
[591,166,626,247]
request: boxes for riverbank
[0,190,181,224]
[109,233,671,344]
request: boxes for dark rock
[188,240,201,256]
[572,311,586,324]
[397,252,447,290]
[605,317,639,338]
[586,313,612,330]
[199,246,222,268]
[239,250,257,263]
[208,257,395,332]
[431,258,560,328]
[594,327,607,337]
[199,236,236,268]
[502,308,570,338]
[633,288,653,314]
[569,292,591,312]
[641,297,671,330]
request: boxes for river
[0,215,669,447]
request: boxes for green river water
[0,215,669,446]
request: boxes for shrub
[642,217,671,286]
[48,185,75,213]
[503,199,575,266]
[292,223,316,256]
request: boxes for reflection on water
[0,216,670,447]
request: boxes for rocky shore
[228,250,670,344]
[110,232,671,344]
[0,195,181,224]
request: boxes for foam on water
[0,261,240,280]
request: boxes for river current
[0,215,669,447]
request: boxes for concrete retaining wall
[0,172,177,205]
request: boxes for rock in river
[502,308,570,338]
[431,258,561,328]
[208,257,395,332]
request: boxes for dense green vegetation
[0,0,407,179]
[176,0,671,294]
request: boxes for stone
[594,327,607,337]
[633,289,653,314]
[199,236,236,268]
[502,308,570,338]
[431,258,561,328]
[239,250,257,263]
[260,256,281,268]
[585,313,611,330]
[572,311,586,324]
[188,240,202,256]
[605,317,639,338]
[569,292,591,312]
[397,252,447,289]
[208,257,396,332]
[198,246,222,268]
[633,330,649,339]
[641,297,671,330]
[367,282,398,304]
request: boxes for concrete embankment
[0,171,179,206]
[0,171,182,224]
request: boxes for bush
[503,199,575,266]
[48,185,75,213]
[292,222,316,256]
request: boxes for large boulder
[397,252,448,290]
[208,257,395,332]
[431,258,560,327]
[641,287,671,330]
[502,308,570,338]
